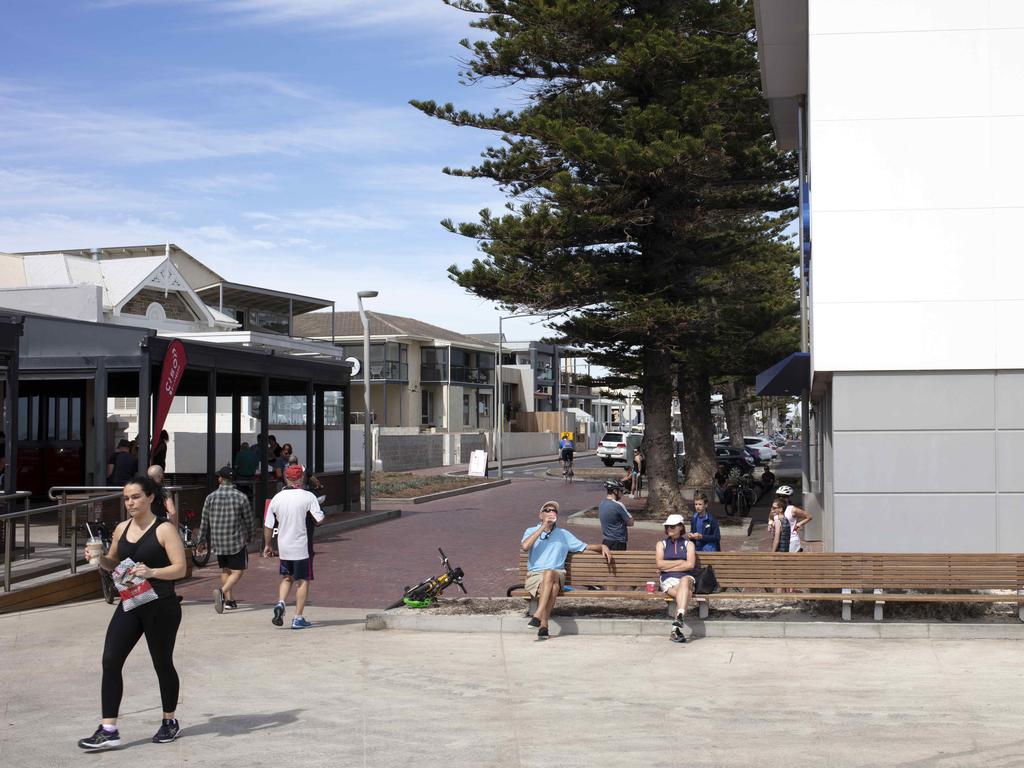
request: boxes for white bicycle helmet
[776,485,794,497]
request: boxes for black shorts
[602,539,628,551]
[216,547,248,571]
[560,449,574,462]
[279,558,312,581]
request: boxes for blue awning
[755,352,810,396]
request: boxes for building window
[478,393,491,418]
[463,393,471,427]
[340,342,409,380]
[421,390,435,425]
[421,347,449,382]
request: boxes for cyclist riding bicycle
[558,435,575,470]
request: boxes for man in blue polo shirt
[521,500,612,639]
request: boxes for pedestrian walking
[263,464,324,629]
[631,448,644,497]
[199,466,255,613]
[78,474,187,750]
[146,464,178,525]
[598,480,633,550]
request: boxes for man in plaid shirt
[199,466,254,614]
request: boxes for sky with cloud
[0,0,558,340]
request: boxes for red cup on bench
[646,581,656,593]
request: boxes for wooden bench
[508,551,1024,622]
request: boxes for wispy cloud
[171,172,279,194]
[91,0,473,32]
[0,84,453,165]
[242,207,399,234]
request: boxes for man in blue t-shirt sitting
[521,500,612,639]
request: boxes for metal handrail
[46,484,206,501]
[2,490,125,593]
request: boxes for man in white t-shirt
[263,464,324,629]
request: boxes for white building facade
[757,0,1024,551]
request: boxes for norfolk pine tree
[413,0,796,517]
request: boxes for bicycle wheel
[191,530,212,567]
[100,570,117,604]
[737,491,750,517]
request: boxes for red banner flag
[152,339,187,455]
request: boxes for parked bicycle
[179,508,211,567]
[735,473,758,517]
[385,548,466,609]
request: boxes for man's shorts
[216,547,248,571]
[525,569,566,597]
[660,574,696,592]
[560,449,574,462]
[279,558,312,581]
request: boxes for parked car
[713,446,757,474]
[716,440,770,465]
[597,431,643,466]
[745,436,777,461]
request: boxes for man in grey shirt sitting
[598,480,634,550]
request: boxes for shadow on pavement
[184,709,305,738]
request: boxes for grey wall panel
[833,494,997,552]
[832,431,995,493]
[832,372,995,431]
[995,372,1024,428]
[996,432,1024,492]
[996,495,1024,553]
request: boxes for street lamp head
[357,290,379,298]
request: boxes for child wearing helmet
[598,480,633,550]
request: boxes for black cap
[216,465,235,481]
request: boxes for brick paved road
[177,473,799,612]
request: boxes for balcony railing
[366,361,408,381]
[420,365,494,385]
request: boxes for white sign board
[467,449,489,478]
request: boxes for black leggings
[101,597,182,718]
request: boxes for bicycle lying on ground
[385,548,466,609]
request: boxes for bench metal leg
[1019,590,1023,623]
[666,602,675,618]
[842,589,852,622]
[526,597,538,618]
[873,588,884,622]
[699,600,709,619]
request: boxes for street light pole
[497,315,504,479]
[357,290,378,513]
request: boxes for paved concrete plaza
[3,600,1023,767]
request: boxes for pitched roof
[293,311,496,349]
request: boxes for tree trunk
[722,380,745,448]
[640,345,683,519]
[677,361,716,488]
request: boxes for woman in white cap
[655,513,696,644]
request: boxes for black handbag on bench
[693,565,719,594]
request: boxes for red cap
[284,464,304,480]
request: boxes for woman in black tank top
[77,474,188,751]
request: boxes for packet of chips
[111,557,159,611]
